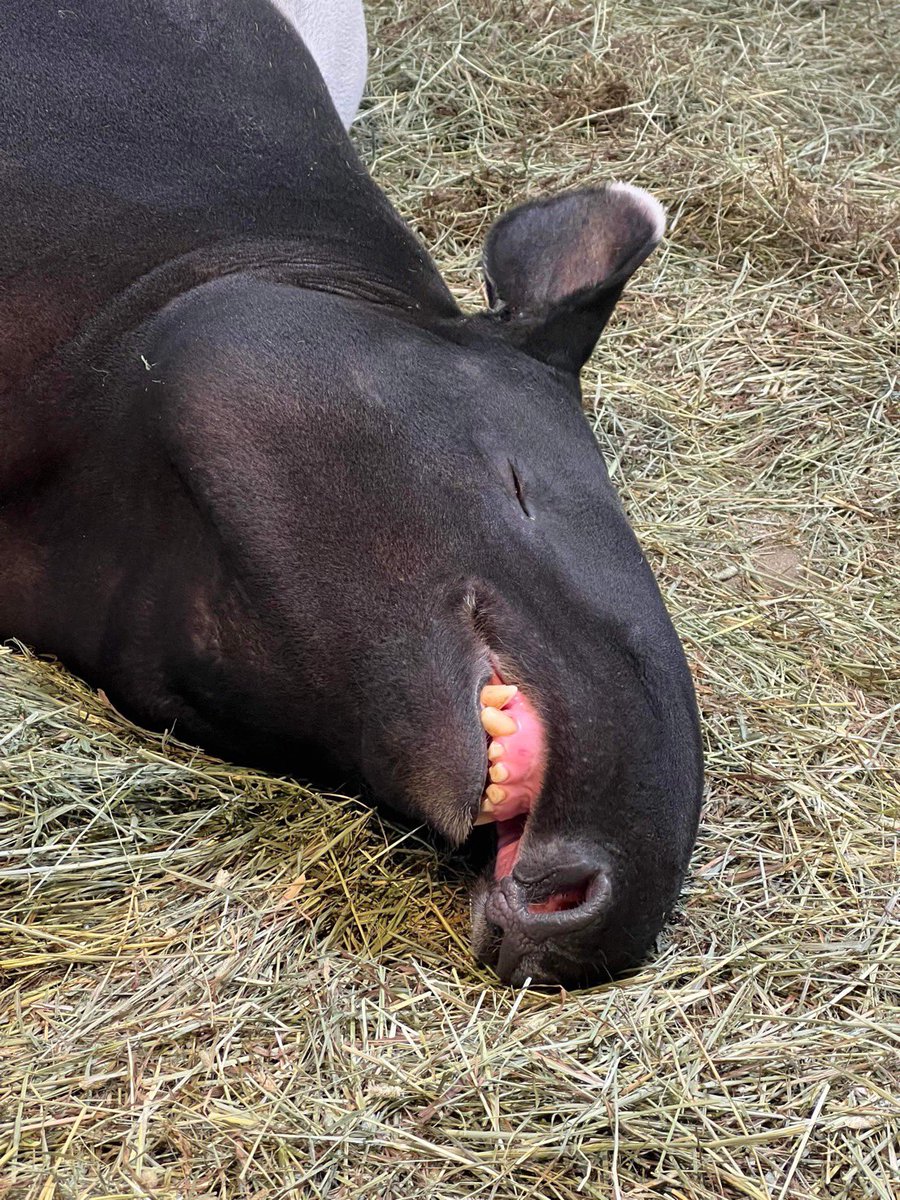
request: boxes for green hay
[2,1,898,1196]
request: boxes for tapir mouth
[473,663,589,914]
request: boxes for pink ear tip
[607,181,666,242]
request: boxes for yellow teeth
[473,789,500,826]
[473,781,508,827]
[475,687,517,827]
[480,683,517,709]
[481,707,517,738]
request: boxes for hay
[2,0,899,1195]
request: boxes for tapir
[0,0,703,988]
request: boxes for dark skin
[0,0,703,987]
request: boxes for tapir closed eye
[0,0,702,989]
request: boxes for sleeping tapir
[0,0,702,988]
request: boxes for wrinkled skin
[0,0,702,988]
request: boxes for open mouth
[473,665,588,914]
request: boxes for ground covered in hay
[2,1,898,1196]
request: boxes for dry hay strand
[2,0,899,1197]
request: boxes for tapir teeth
[487,741,505,761]
[473,786,501,826]
[489,763,509,783]
[485,784,507,805]
[481,707,517,738]
[480,684,517,709]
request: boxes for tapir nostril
[518,868,619,931]
[524,868,598,917]
[528,889,585,915]
[512,856,603,902]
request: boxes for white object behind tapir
[270,0,368,128]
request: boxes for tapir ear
[482,182,665,374]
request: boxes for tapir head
[154,183,703,988]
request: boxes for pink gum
[487,685,547,822]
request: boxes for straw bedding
[1,1,898,1196]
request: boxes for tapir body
[0,0,702,987]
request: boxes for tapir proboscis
[0,0,702,988]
